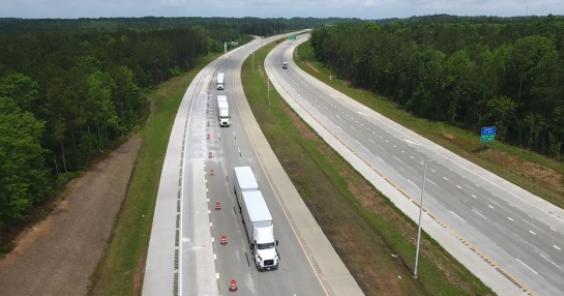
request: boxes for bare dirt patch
[0,135,142,296]
[487,150,563,192]
[305,62,320,74]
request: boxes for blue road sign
[481,126,496,143]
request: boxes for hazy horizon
[1,0,562,19]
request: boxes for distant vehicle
[216,72,225,90]
[233,166,279,271]
[217,95,231,127]
[281,62,288,69]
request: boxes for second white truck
[216,72,225,90]
[233,166,279,271]
[217,95,231,127]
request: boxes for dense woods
[310,17,564,159]
[0,27,211,241]
[0,17,327,245]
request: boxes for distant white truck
[217,95,230,127]
[216,72,225,90]
[281,61,288,69]
[233,166,279,271]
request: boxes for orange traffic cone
[229,279,238,292]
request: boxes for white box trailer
[216,72,225,90]
[233,166,279,271]
[217,95,230,127]
[233,166,259,200]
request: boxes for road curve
[143,34,362,296]
[265,34,564,296]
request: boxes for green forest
[0,17,326,247]
[310,16,564,159]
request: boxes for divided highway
[143,35,363,295]
[265,35,564,296]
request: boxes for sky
[1,0,563,19]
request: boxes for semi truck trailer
[216,72,225,90]
[217,95,231,127]
[233,166,279,271]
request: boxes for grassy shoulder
[243,42,492,295]
[89,52,221,296]
[295,41,564,208]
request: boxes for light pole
[413,160,427,279]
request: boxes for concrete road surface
[143,34,363,296]
[265,34,564,296]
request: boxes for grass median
[295,40,563,208]
[242,42,492,295]
[89,52,221,296]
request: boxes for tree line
[310,17,564,158]
[0,23,224,244]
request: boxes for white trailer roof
[242,190,272,223]
[218,101,229,109]
[234,166,259,191]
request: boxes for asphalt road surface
[265,35,564,296]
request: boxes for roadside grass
[295,41,564,208]
[243,43,492,295]
[89,52,221,296]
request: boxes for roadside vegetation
[296,24,564,207]
[0,17,305,253]
[0,26,214,251]
[89,52,221,295]
[242,41,492,295]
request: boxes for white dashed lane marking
[516,258,538,275]
[529,230,536,235]
[472,208,487,220]
[507,217,514,222]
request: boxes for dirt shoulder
[0,135,142,296]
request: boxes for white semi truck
[217,95,231,127]
[216,72,225,90]
[233,166,279,271]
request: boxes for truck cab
[253,224,279,270]
[218,108,230,127]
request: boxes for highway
[143,35,363,296]
[265,34,564,296]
